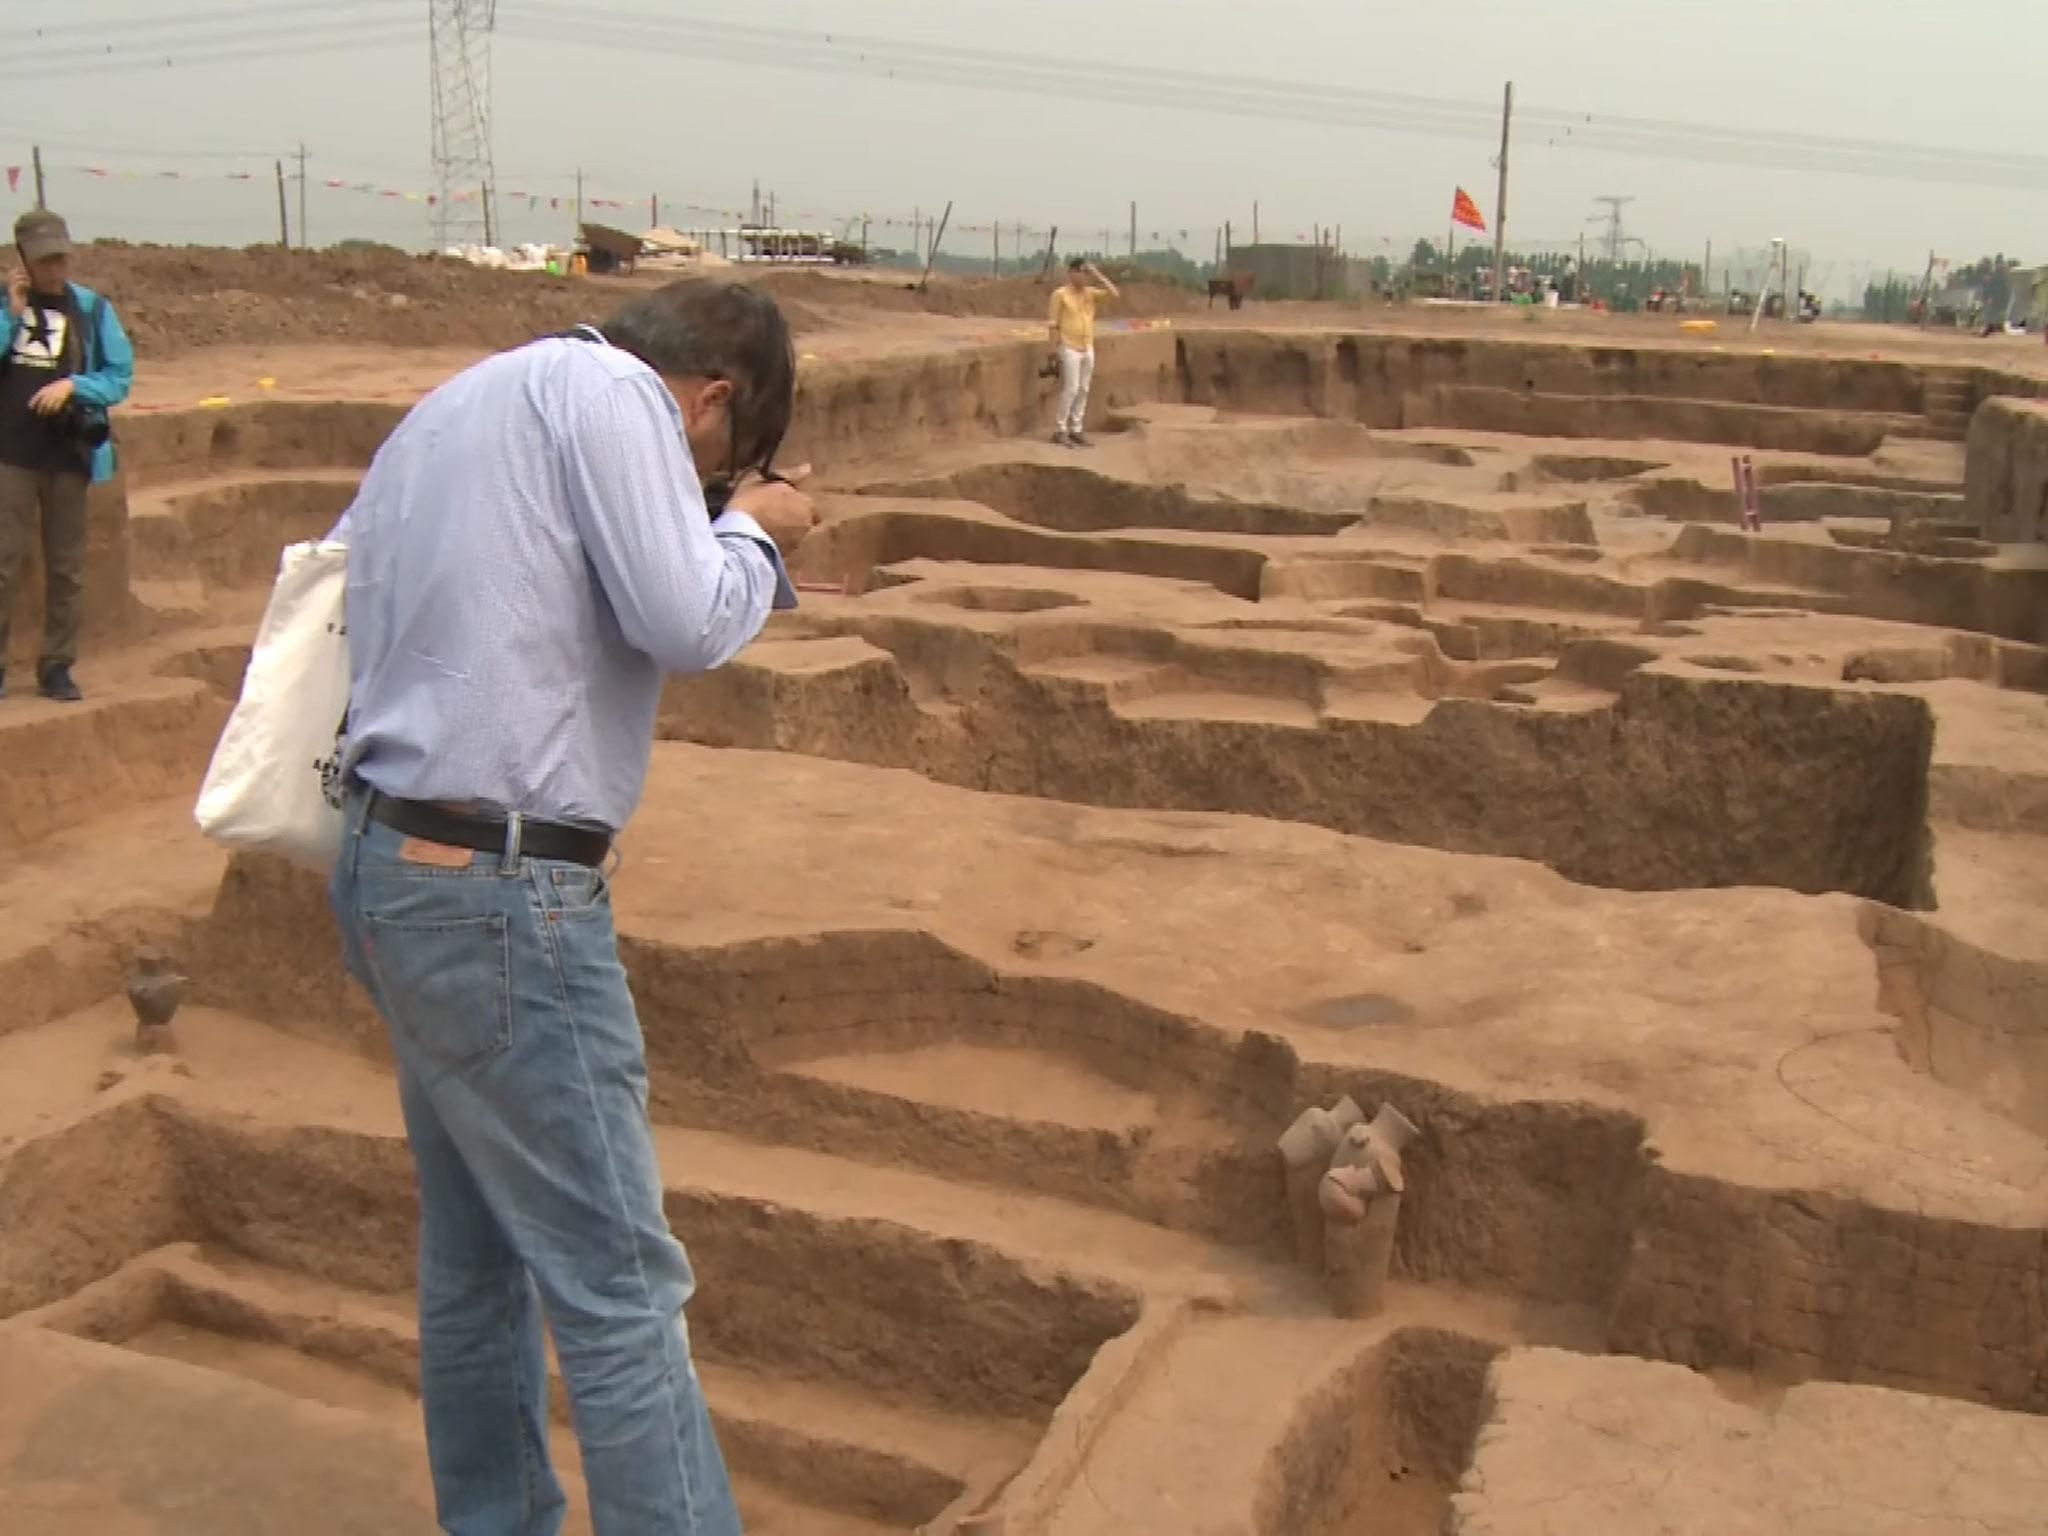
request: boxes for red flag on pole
[1451,187,1487,233]
[3,167,16,193]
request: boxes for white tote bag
[193,539,352,871]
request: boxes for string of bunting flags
[12,156,1207,252]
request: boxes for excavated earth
[4,306,2048,1535]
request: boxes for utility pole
[1704,238,1712,294]
[273,159,290,248]
[1225,219,1232,262]
[1252,201,1260,244]
[1129,200,1137,258]
[574,167,584,234]
[296,143,308,251]
[31,145,44,208]
[993,221,1000,277]
[1491,81,1512,303]
[651,193,658,229]
[917,199,952,290]
[1040,225,1059,279]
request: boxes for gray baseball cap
[14,209,71,262]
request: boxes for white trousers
[1057,344,1095,434]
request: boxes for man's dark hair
[599,279,795,477]
[1068,257,1086,271]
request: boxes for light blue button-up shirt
[329,331,795,833]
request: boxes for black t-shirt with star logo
[0,288,85,474]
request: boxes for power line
[500,7,2048,191]
[0,127,278,160]
[22,1,411,44]
[17,8,417,65]
[13,23,421,84]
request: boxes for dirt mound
[72,241,827,357]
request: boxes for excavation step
[0,1322,889,1536]
[29,1242,1030,1531]
[1449,1348,2048,1536]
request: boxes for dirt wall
[115,401,409,491]
[1963,396,2048,545]
[1865,904,2048,1141]
[183,854,2048,1409]
[785,333,1177,477]
[1175,332,1957,428]
[0,683,228,849]
[1257,1329,1498,1536]
[1402,385,1901,455]
[663,642,1937,906]
[0,1100,188,1318]
[1608,1162,2048,1411]
[1671,523,2048,646]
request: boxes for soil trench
[5,287,2047,1536]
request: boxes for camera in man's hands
[1037,354,1061,380]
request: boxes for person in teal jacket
[0,208,133,702]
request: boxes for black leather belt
[367,793,612,868]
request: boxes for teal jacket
[0,280,134,483]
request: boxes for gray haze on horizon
[10,0,2042,301]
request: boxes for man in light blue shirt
[327,280,813,1536]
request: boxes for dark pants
[0,463,89,671]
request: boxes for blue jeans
[329,791,741,1536]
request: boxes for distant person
[1048,256,1118,447]
[0,210,133,702]
[327,280,813,1536]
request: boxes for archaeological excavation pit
[5,307,2048,1535]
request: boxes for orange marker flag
[1451,187,1487,233]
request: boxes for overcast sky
[13,0,2043,299]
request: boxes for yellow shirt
[1049,285,1107,349]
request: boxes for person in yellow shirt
[1047,257,1119,447]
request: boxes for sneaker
[37,664,81,703]
[1070,432,1094,448]
[1051,429,1073,447]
